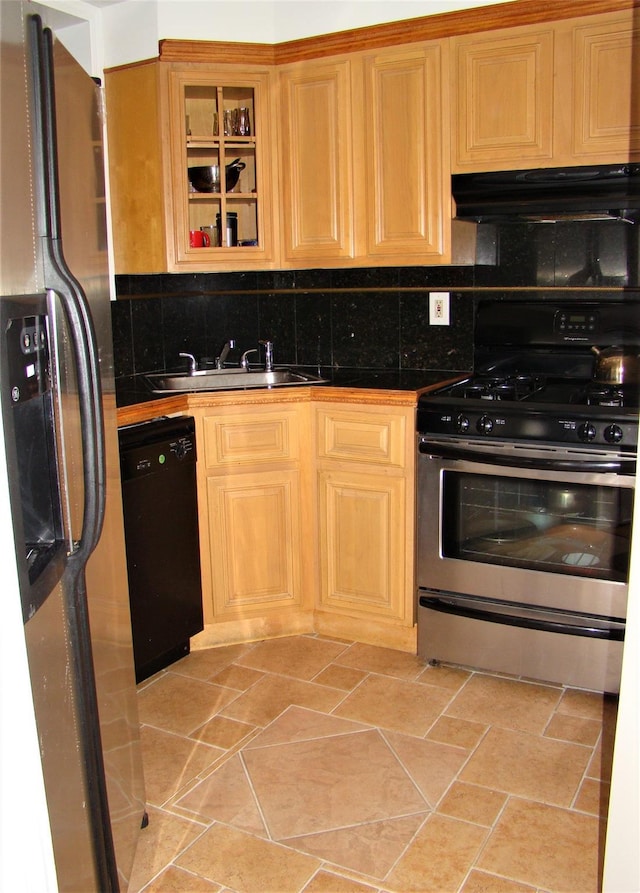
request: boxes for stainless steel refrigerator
[0,4,146,890]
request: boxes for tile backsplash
[111,218,640,383]
[111,266,476,380]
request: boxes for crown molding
[155,0,640,66]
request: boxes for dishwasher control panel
[118,417,197,481]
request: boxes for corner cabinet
[192,402,313,645]
[313,403,416,650]
[105,61,278,273]
[279,41,451,268]
[451,9,640,172]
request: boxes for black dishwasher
[119,416,203,682]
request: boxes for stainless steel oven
[416,297,639,693]
[417,438,633,692]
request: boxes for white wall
[89,0,516,70]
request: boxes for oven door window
[441,471,633,583]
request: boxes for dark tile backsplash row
[111,270,475,380]
[111,218,640,383]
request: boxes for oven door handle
[419,442,636,474]
[419,595,625,641]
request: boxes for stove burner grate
[578,384,630,408]
[457,374,546,401]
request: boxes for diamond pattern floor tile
[130,637,616,893]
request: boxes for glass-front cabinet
[168,69,276,268]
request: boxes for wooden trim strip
[159,39,277,65]
[156,0,640,67]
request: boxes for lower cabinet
[317,469,407,620]
[207,467,302,618]
[193,402,313,645]
[314,402,416,650]
[192,397,416,652]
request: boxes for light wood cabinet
[279,41,450,267]
[105,60,278,273]
[279,59,355,262]
[555,11,640,164]
[451,26,555,170]
[314,403,416,648]
[362,44,449,262]
[193,403,313,642]
[452,10,640,173]
[121,393,418,652]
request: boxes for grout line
[132,639,615,892]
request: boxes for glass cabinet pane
[183,80,259,251]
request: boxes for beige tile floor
[129,635,617,893]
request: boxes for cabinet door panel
[208,469,301,616]
[571,15,640,159]
[318,470,406,621]
[203,410,298,469]
[364,45,446,258]
[316,407,406,467]
[452,28,554,170]
[280,60,354,260]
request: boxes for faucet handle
[240,348,258,370]
[259,340,274,372]
[179,352,197,375]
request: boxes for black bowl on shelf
[188,159,246,193]
[188,165,219,193]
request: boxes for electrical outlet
[429,291,450,325]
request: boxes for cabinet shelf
[188,191,258,199]
[187,136,256,148]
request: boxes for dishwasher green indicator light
[158,453,166,464]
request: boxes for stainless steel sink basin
[145,367,328,393]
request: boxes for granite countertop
[115,367,468,410]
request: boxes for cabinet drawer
[316,407,407,468]
[203,409,299,468]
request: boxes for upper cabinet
[279,58,355,263]
[556,11,640,165]
[362,44,449,264]
[106,61,278,273]
[105,3,639,273]
[451,25,555,170]
[452,9,640,172]
[279,42,450,267]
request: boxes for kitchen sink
[145,367,328,393]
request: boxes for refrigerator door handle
[29,16,106,564]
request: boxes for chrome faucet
[179,352,197,375]
[215,339,236,369]
[240,348,258,370]
[259,339,274,372]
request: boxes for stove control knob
[604,424,623,444]
[477,415,494,435]
[578,422,597,443]
[456,414,470,434]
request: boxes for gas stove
[417,299,640,451]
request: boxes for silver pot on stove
[591,345,640,385]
